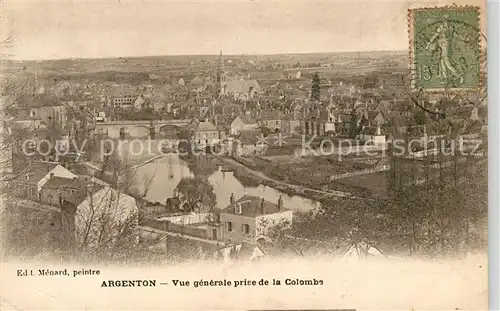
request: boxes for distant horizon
[5,49,409,62]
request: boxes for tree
[414,107,427,126]
[260,125,271,137]
[310,72,321,102]
[174,176,216,213]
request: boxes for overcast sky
[0,0,484,60]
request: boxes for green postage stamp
[409,6,482,91]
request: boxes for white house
[219,195,293,245]
[359,126,386,146]
[192,121,219,150]
[230,115,259,135]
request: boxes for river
[133,154,321,213]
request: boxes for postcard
[0,0,488,310]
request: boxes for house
[335,114,355,137]
[289,101,304,134]
[231,131,267,157]
[30,105,68,129]
[192,120,219,150]
[9,162,77,201]
[219,194,293,245]
[230,114,259,135]
[359,126,386,145]
[325,102,337,133]
[9,95,67,129]
[259,110,285,134]
[112,94,137,108]
[302,104,328,136]
[39,175,75,206]
[133,95,146,109]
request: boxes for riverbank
[85,154,166,175]
[218,157,351,203]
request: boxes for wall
[325,122,336,133]
[297,144,388,158]
[231,117,244,135]
[205,224,222,241]
[143,218,209,240]
[329,164,391,181]
[40,187,62,206]
[157,213,210,225]
[219,212,256,244]
[31,106,67,129]
[193,131,219,149]
[11,181,38,200]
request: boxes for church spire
[216,50,226,97]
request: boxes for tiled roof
[12,162,59,184]
[221,195,287,217]
[195,121,217,132]
[42,176,74,189]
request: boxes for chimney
[230,193,235,205]
[50,172,54,178]
[278,195,283,211]
[260,198,265,214]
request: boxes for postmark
[408,6,482,92]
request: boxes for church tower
[216,50,227,97]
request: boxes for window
[244,224,250,234]
[276,121,279,125]
[30,188,36,198]
[227,221,233,232]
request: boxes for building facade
[219,195,293,245]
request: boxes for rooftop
[12,161,59,184]
[221,195,288,217]
[195,121,217,132]
[42,176,74,189]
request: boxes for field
[1,50,408,85]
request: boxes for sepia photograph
[0,0,490,309]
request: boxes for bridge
[95,119,191,139]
